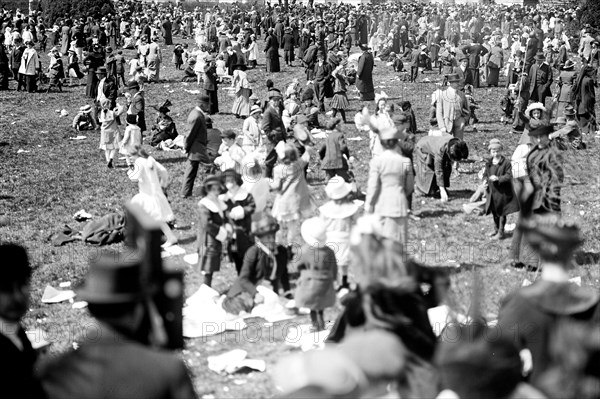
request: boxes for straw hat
[524,102,546,117]
[325,177,352,200]
[301,217,327,246]
[80,105,93,113]
[250,105,261,115]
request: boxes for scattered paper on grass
[311,132,327,139]
[207,349,266,374]
[346,137,363,141]
[17,149,30,154]
[72,301,88,309]
[26,328,51,350]
[184,89,201,94]
[183,253,199,265]
[73,209,92,221]
[41,285,75,303]
[285,324,330,351]
[505,223,516,232]
[59,281,71,288]
[69,136,87,140]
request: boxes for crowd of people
[1,0,599,398]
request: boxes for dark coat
[453,66,473,90]
[221,188,256,260]
[185,107,209,163]
[260,105,286,138]
[483,156,519,217]
[414,135,457,195]
[497,280,600,385]
[528,62,553,99]
[197,197,226,273]
[39,324,196,399]
[203,62,218,91]
[295,244,338,310]
[265,34,280,72]
[282,33,295,51]
[226,244,290,298]
[356,51,374,94]
[1,327,45,399]
[319,130,349,170]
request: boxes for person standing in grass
[295,217,338,332]
[18,40,39,93]
[98,99,124,168]
[483,139,518,240]
[120,114,142,168]
[197,175,228,287]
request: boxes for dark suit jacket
[1,327,45,399]
[185,107,209,162]
[528,62,553,97]
[203,63,218,91]
[453,66,472,90]
[260,105,286,139]
[39,324,196,399]
[356,51,374,93]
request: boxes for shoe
[491,232,505,240]
[510,260,526,268]
[107,159,114,168]
[409,213,421,221]
[487,230,498,237]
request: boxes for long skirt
[266,55,280,73]
[198,241,222,273]
[86,70,98,98]
[471,68,481,88]
[486,67,500,86]
[205,89,219,114]
[330,92,349,110]
[379,215,407,245]
[146,59,160,82]
[231,87,251,116]
[99,128,120,150]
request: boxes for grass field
[1,37,599,398]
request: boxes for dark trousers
[284,49,294,64]
[410,66,419,82]
[314,80,326,112]
[181,160,211,197]
[493,214,506,232]
[265,148,277,178]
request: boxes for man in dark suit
[126,81,146,133]
[453,56,472,91]
[357,44,374,101]
[528,52,553,106]
[312,51,331,112]
[524,31,539,74]
[181,95,211,198]
[461,41,488,88]
[0,244,45,399]
[39,250,197,399]
[261,90,286,178]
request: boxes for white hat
[325,176,352,200]
[301,217,327,246]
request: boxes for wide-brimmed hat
[325,176,352,200]
[301,217,327,246]
[562,59,575,70]
[80,105,93,113]
[252,213,279,237]
[268,89,283,99]
[519,213,583,261]
[199,94,210,106]
[293,124,314,145]
[221,168,243,186]
[524,102,545,117]
[535,52,546,61]
[563,106,576,117]
[77,250,144,304]
[250,105,261,115]
[358,43,371,51]
[203,174,224,192]
[458,55,469,62]
[152,99,172,114]
[446,73,461,83]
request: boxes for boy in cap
[72,104,97,131]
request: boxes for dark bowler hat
[77,250,145,304]
[202,174,224,192]
[199,94,210,105]
[563,106,576,116]
[535,52,546,61]
[97,66,107,75]
[562,59,575,70]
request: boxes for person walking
[182,95,211,198]
[357,44,374,101]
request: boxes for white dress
[128,156,174,223]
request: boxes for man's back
[40,329,196,399]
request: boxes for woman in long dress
[243,34,259,69]
[231,64,251,118]
[572,65,597,134]
[127,145,177,247]
[265,29,280,73]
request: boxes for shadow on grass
[176,235,197,246]
[418,209,462,218]
[156,156,187,164]
[449,189,474,200]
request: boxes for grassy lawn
[1,37,599,398]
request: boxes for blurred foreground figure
[39,250,197,399]
[497,212,600,388]
[0,244,46,399]
[436,323,546,399]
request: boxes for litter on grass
[41,285,76,303]
[207,349,266,374]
